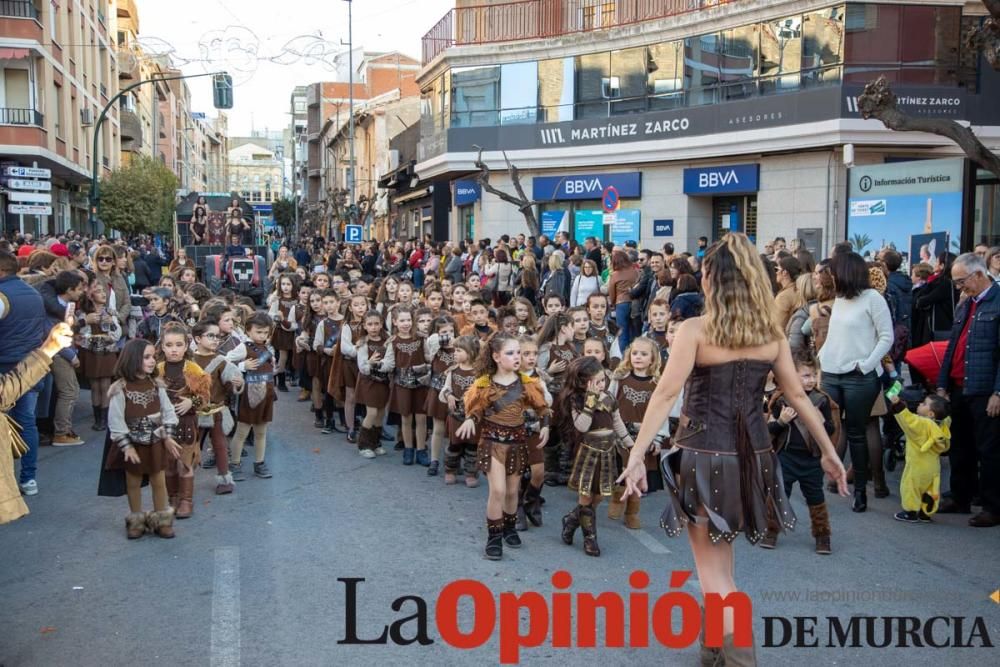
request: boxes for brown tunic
[238,343,276,424]
[340,320,364,389]
[426,346,456,421]
[356,338,390,409]
[388,335,427,416]
[465,374,550,476]
[446,367,477,443]
[271,299,298,351]
[162,362,201,470]
[544,341,577,394]
[105,378,168,476]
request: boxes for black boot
[561,505,581,545]
[276,372,289,392]
[556,442,573,485]
[579,506,600,557]
[313,408,325,429]
[852,488,868,513]
[92,405,103,431]
[502,512,522,548]
[485,518,504,560]
[524,483,544,527]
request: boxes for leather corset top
[674,359,772,455]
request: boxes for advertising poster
[847,158,964,260]
[541,210,568,239]
[910,231,949,270]
[573,210,602,245]
[610,209,641,246]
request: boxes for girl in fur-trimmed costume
[355,310,391,458]
[456,334,551,561]
[78,281,122,432]
[100,339,182,539]
[513,336,552,531]
[556,356,635,557]
[439,335,481,487]
[158,323,212,520]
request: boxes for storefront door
[713,195,757,242]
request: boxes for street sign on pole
[8,204,53,215]
[602,185,620,214]
[7,178,52,191]
[3,166,51,178]
[8,191,52,203]
[344,224,363,244]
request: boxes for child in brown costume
[456,334,551,560]
[227,313,278,480]
[101,339,182,539]
[438,335,481,486]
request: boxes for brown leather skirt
[388,384,427,417]
[526,432,544,466]
[476,422,529,476]
[568,432,619,497]
[356,375,389,409]
[80,349,118,379]
[105,440,169,476]
[659,444,796,545]
[341,357,359,390]
[271,327,295,351]
[425,390,448,421]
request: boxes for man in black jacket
[629,250,654,331]
[584,237,603,274]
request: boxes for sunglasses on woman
[97,256,114,263]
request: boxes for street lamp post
[345,0,355,236]
[88,71,223,236]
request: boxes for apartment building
[0,0,119,235]
[416,0,1000,251]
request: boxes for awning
[0,48,31,60]
[392,187,429,205]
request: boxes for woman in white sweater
[818,251,893,513]
[570,259,604,307]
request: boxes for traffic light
[213,73,233,109]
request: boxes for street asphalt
[0,391,997,666]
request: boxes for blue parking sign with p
[345,224,363,243]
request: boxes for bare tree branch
[473,146,541,237]
[858,76,1000,179]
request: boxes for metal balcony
[0,0,40,19]
[0,107,43,126]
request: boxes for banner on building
[573,211,602,245]
[541,210,568,238]
[610,210,640,246]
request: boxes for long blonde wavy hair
[701,233,784,349]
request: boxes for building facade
[1,0,120,235]
[416,0,1000,253]
[228,142,283,223]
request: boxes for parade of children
[3,230,997,667]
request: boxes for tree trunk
[857,76,1000,179]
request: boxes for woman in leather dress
[619,233,848,666]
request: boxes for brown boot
[357,425,377,457]
[760,511,780,549]
[579,506,600,557]
[561,505,580,545]
[623,493,641,529]
[215,473,235,495]
[125,512,146,539]
[175,476,194,519]
[484,517,503,560]
[721,633,756,666]
[607,486,625,520]
[165,473,179,510]
[809,502,832,555]
[146,509,176,539]
[515,483,529,531]
[523,483,543,527]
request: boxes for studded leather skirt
[476,421,529,476]
[568,432,619,498]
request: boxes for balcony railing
[422,0,734,64]
[0,107,43,126]
[0,0,40,19]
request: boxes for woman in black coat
[912,251,957,347]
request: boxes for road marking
[629,528,672,554]
[211,546,240,667]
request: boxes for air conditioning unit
[80,109,94,126]
[388,149,399,171]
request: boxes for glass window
[719,25,758,100]
[499,61,537,125]
[802,6,844,86]
[647,40,685,110]
[609,47,646,114]
[759,16,802,94]
[538,57,575,122]
[451,65,499,127]
[684,34,721,107]
[575,52,611,119]
[844,4,959,84]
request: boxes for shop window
[499,61,537,125]
[581,1,615,31]
[538,57,575,122]
[451,65,499,127]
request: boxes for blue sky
[847,192,963,257]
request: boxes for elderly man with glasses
[936,253,1000,527]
